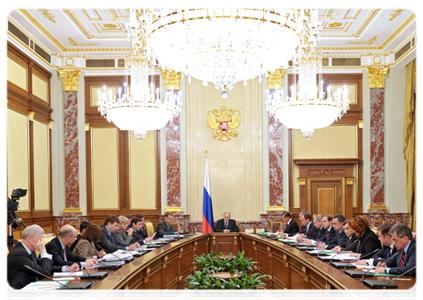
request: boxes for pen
[394,278,411,281]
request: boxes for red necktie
[400,250,406,267]
[327,230,330,240]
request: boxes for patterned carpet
[175,289,277,300]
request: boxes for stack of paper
[22,281,68,290]
[53,271,83,277]
[98,250,133,262]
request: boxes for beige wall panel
[92,128,119,210]
[7,57,27,91]
[32,73,48,102]
[33,121,50,211]
[129,132,157,210]
[186,78,263,222]
[7,109,30,211]
[293,125,357,159]
[90,86,117,107]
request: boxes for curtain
[403,59,416,231]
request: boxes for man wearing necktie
[214,212,240,233]
[374,224,416,277]
[130,216,154,244]
[156,212,176,238]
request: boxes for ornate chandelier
[97,13,181,142]
[130,8,321,97]
[266,52,350,140]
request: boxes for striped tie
[400,250,406,267]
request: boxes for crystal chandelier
[266,52,350,140]
[130,8,321,97]
[97,13,182,142]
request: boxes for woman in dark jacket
[348,215,381,257]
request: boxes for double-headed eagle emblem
[207,106,240,142]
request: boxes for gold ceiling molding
[319,9,338,20]
[342,9,362,20]
[82,9,103,21]
[103,23,118,29]
[379,13,416,49]
[17,9,66,52]
[347,35,377,45]
[38,9,56,23]
[328,22,343,28]
[390,9,404,21]
[69,37,99,46]
[161,69,182,90]
[58,70,81,91]
[367,67,389,88]
[107,9,130,21]
[354,9,381,37]
[64,47,131,52]
[63,9,92,39]
[92,23,127,34]
[266,69,286,89]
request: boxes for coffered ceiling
[7,8,416,66]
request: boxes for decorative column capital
[58,70,81,91]
[161,69,182,90]
[367,67,389,88]
[266,69,286,89]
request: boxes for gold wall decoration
[103,23,118,29]
[266,69,286,89]
[28,111,35,122]
[358,120,363,128]
[58,70,80,91]
[367,67,389,88]
[207,106,240,142]
[390,9,404,21]
[161,69,182,90]
[373,55,382,64]
[298,178,307,186]
[347,35,377,45]
[346,178,355,186]
[328,22,343,28]
[38,9,56,23]
[85,123,90,131]
[68,37,99,47]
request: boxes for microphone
[7,291,31,300]
[343,247,380,270]
[75,247,106,268]
[24,265,69,289]
[383,266,416,289]
[95,245,123,262]
[360,251,401,282]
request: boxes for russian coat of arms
[207,106,240,142]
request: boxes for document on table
[324,253,360,260]
[22,280,68,290]
[53,271,83,277]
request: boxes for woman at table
[73,224,106,259]
[347,215,380,258]
[115,215,134,245]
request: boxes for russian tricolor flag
[202,157,214,234]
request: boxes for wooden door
[310,180,343,217]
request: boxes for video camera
[7,188,27,228]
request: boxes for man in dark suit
[296,213,317,240]
[303,214,324,244]
[45,224,97,269]
[356,223,397,266]
[278,211,299,236]
[156,212,177,237]
[136,213,150,240]
[317,214,347,249]
[7,225,79,289]
[214,212,240,233]
[97,215,140,253]
[374,224,416,277]
[130,216,154,244]
[70,220,91,252]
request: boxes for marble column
[57,70,85,228]
[266,69,286,213]
[367,67,389,211]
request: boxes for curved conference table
[77,233,415,290]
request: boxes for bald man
[45,224,97,269]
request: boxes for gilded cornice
[58,70,81,91]
[342,9,362,20]
[161,69,182,90]
[379,13,416,49]
[266,69,286,89]
[82,9,102,21]
[367,67,389,88]
[354,9,381,37]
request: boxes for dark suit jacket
[299,221,317,240]
[69,233,81,252]
[7,242,60,289]
[317,226,336,242]
[356,228,381,255]
[340,234,358,251]
[156,220,174,238]
[326,229,348,249]
[370,245,398,266]
[45,237,86,267]
[131,226,148,245]
[214,219,240,233]
[284,219,299,235]
[384,239,416,277]
[97,225,129,253]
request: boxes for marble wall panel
[268,115,284,208]
[166,115,181,208]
